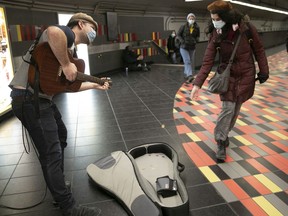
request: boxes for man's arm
[46,26,77,82]
[79,81,110,91]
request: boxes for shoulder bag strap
[228,33,242,64]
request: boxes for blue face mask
[87,29,96,44]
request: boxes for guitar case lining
[86,142,189,216]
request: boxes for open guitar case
[86,142,189,216]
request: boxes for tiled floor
[0,44,287,216]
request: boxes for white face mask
[171,33,176,37]
[188,19,195,25]
[212,20,226,29]
[87,29,97,44]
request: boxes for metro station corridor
[0,44,287,216]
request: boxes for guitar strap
[33,63,40,119]
[28,31,43,119]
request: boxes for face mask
[212,20,226,29]
[188,19,195,25]
[171,33,176,37]
[87,29,96,44]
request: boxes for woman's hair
[205,9,244,35]
[205,1,244,39]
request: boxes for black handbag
[207,33,242,94]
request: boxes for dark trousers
[214,101,242,141]
[11,98,75,211]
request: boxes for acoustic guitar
[28,42,112,96]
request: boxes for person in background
[190,0,269,162]
[177,12,200,84]
[9,12,110,216]
[167,30,178,64]
[122,45,150,72]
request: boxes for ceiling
[2,0,288,21]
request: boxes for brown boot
[216,140,226,162]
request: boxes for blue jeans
[11,97,75,212]
[180,48,195,77]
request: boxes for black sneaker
[63,205,101,216]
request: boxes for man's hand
[102,81,110,90]
[79,78,111,91]
[62,62,78,82]
[190,85,200,101]
[94,81,110,90]
[101,77,112,89]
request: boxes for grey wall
[5,7,287,75]
[89,50,124,75]
[119,16,164,40]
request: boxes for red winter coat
[193,21,269,103]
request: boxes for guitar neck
[76,72,105,85]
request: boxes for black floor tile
[190,204,237,216]
[229,201,253,216]
[0,179,8,195]
[0,153,22,166]
[182,167,209,187]
[86,200,128,216]
[71,154,111,171]
[124,135,179,150]
[187,184,226,209]
[209,165,231,181]
[119,121,161,133]
[234,178,261,198]
[3,175,46,195]
[75,141,126,157]
[0,165,15,180]
[76,134,124,147]
[12,163,42,178]
[275,191,288,205]
[122,127,169,141]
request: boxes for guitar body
[28,42,85,96]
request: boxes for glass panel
[0,6,14,116]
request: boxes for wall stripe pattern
[9,25,47,42]
[8,25,168,57]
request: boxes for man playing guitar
[9,13,109,216]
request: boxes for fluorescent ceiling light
[185,0,288,15]
[230,0,288,15]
